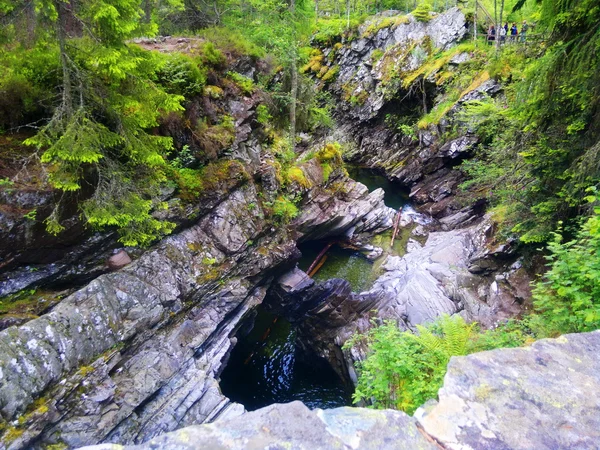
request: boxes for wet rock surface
[81,331,600,450]
[84,401,435,450]
[273,212,530,387]
[0,167,392,449]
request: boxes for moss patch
[0,289,65,318]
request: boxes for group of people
[487,21,529,44]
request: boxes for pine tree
[6,0,186,245]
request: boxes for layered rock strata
[82,331,600,450]
[0,170,392,449]
[269,212,529,385]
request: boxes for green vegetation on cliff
[342,0,600,415]
[1,0,599,423]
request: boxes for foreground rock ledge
[81,330,600,450]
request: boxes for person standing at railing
[519,20,528,42]
[499,24,506,43]
[487,25,496,44]
[510,23,518,41]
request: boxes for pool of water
[297,242,374,292]
[347,166,409,210]
[220,306,352,411]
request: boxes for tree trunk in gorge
[55,0,73,118]
[25,0,36,48]
[493,0,498,50]
[144,0,153,23]
[289,0,298,151]
[345,0,350,29]
[497,0,505,50]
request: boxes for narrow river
[220,168,410,410]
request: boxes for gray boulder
[79,331,600,450]
[418,331,600,450]
[82,401,435,450]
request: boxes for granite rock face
[80,331,600,450]
[0,168,392,449]
[331,8,467,123]
[417,330,600,450]
[82,401,436,450]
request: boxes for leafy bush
[227,71,254,96]
[173,167,204,202]
[371,49,384,64]
[83,191,175,247]
[196,28,264,60]
[199,41,226,68]
[0,44,60,130]
[194,115,236,159]
[157,53,206,97]
[315,142,343,164]
[532,205,600,335]
[256,104,272,125]
[362,15,409,37]
[412,2,432,22]
[204,85,224,99]
[272,195,299,224]
[286,166,311,188]
[312,18,361,45]
[349,315,531,414]
[320,65,339,83]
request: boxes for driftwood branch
[390,207,403,247]
[306,241,335,276]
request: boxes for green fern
[348,315,494,414]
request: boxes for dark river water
[220,168,409,410]
[347,166,409,210]
[219,306,352,411]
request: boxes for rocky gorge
[0,6,590,450]
[84,330,600,450]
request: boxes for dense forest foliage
[1,0,599,415]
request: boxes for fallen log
[306,241,334,275]
[308,255,328,277]
[390,207,403,247]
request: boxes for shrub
[272,195,299,223]
[321,162,333,181]
[371,49,384,64]
[412,2,432,22]
[0,44,60,130]
[313,18,361,45]
[316,142,343,164]
[321,65,339,83]
[301,49,324,74]
[349,314,531,414]
[157,53,206,97]
[226,71,254,96]
[531,206,600,335]
[174,168,204,202]
[199,41,226,68]
[194,115,236,158]
[286,166,311,188]
[256,104,272,125]
[196,27,264,60]
[204,85,224,99]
